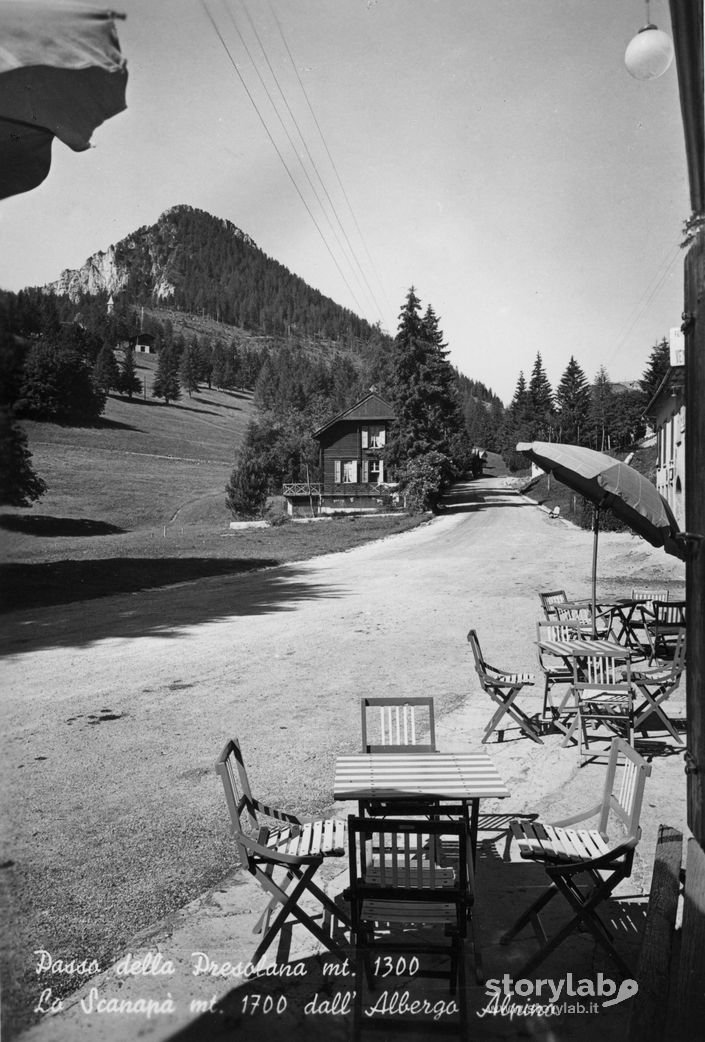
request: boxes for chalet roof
[313,391,395,438]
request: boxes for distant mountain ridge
[42,204,379,344]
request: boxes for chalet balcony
[282,483,322,497]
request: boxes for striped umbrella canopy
[516,441,684,622]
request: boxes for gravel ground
[0,467,687,1040]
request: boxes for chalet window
[335,460,358,483]
[362,459,383,484]
[361,425,385,449]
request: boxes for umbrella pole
[591,505,600,638]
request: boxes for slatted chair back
[466,628,487,677]
[631,587,669,611]
[578,651,631,688]
[536,618,580,653]
[652,600,686,626]
[539,590,568,619]
[216,737,259,867]
[569,650,634,758]
[348,817,468,898]
[361,697,436,754]
[595,737,651,842]
[646,600,686,661]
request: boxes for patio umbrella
[0,1,128,200]
[516,441,685,627]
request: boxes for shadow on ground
[165,829,647,1042]
[0,561,344,654]
[0,514,125,538]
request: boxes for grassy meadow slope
[0,354,423,612]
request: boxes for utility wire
[238,0,381,322]
[226,0,365,313]
[200,0,366,316]
[605,242,681,368]
[269,1,392,320]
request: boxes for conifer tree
[386,288,465,470]
[527,352,554,439]
[640,338,671,403]
[555,356,590,444]
[179,341,200,397]
[588,366,614,451]
[152,345,181,405]
[118,346,141,399]
[93,344,120,394]
[0,405,46,505]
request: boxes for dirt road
[0,471,687,1038]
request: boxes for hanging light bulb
[625,0,674,80]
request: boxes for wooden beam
[628,825,683,1042]
[670,838,705,1039]
[669,0,705,215]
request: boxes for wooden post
[669,0,705,850]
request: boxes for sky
[0,0,691,402]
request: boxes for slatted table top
[334,751,510,802]
[538,637,628,658]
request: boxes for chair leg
[507,869,633,978]
[252,864,349,964]
[500,882,560,944]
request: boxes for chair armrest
[484,664,534,683]
[550,803,604,828]
[251,798,303,826]
[242,832,320,866]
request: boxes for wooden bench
[627,824,705,1042]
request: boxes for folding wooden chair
[632,630,686,744]
[569,649,635,762]
[539,590,567,620]
[215,738,350,964]
[616,587,670,653]
[536,619,580,719]
[361,697,436,753]
[347,816,471,1029]
[467,629,541,744]
[642,600,686,663]
[501,737,651,976]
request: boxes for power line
[238,0,382,323]
[605,242,681,368]
[200,0,366,317]
[269,1,392,320]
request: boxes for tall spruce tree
[152,345,181,405]
[555,356,590,444]
[640,338,671,403]
[118,346,141,399]
[527,352,554,439]
[93,344,120,394]
[588,366,615,451]
[501,370,533,470]
[179,341,200,397]
[386,288,465,469]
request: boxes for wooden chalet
[282,392,398,516]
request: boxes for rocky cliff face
[47,244,130,301]
[43,205,257,304]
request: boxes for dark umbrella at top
[0,1,128,200]
[516,441,685,627]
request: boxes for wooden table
[334,751,510,865]
[538,637,628,660]
[536,637,631,746]
[606,598,651,652]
